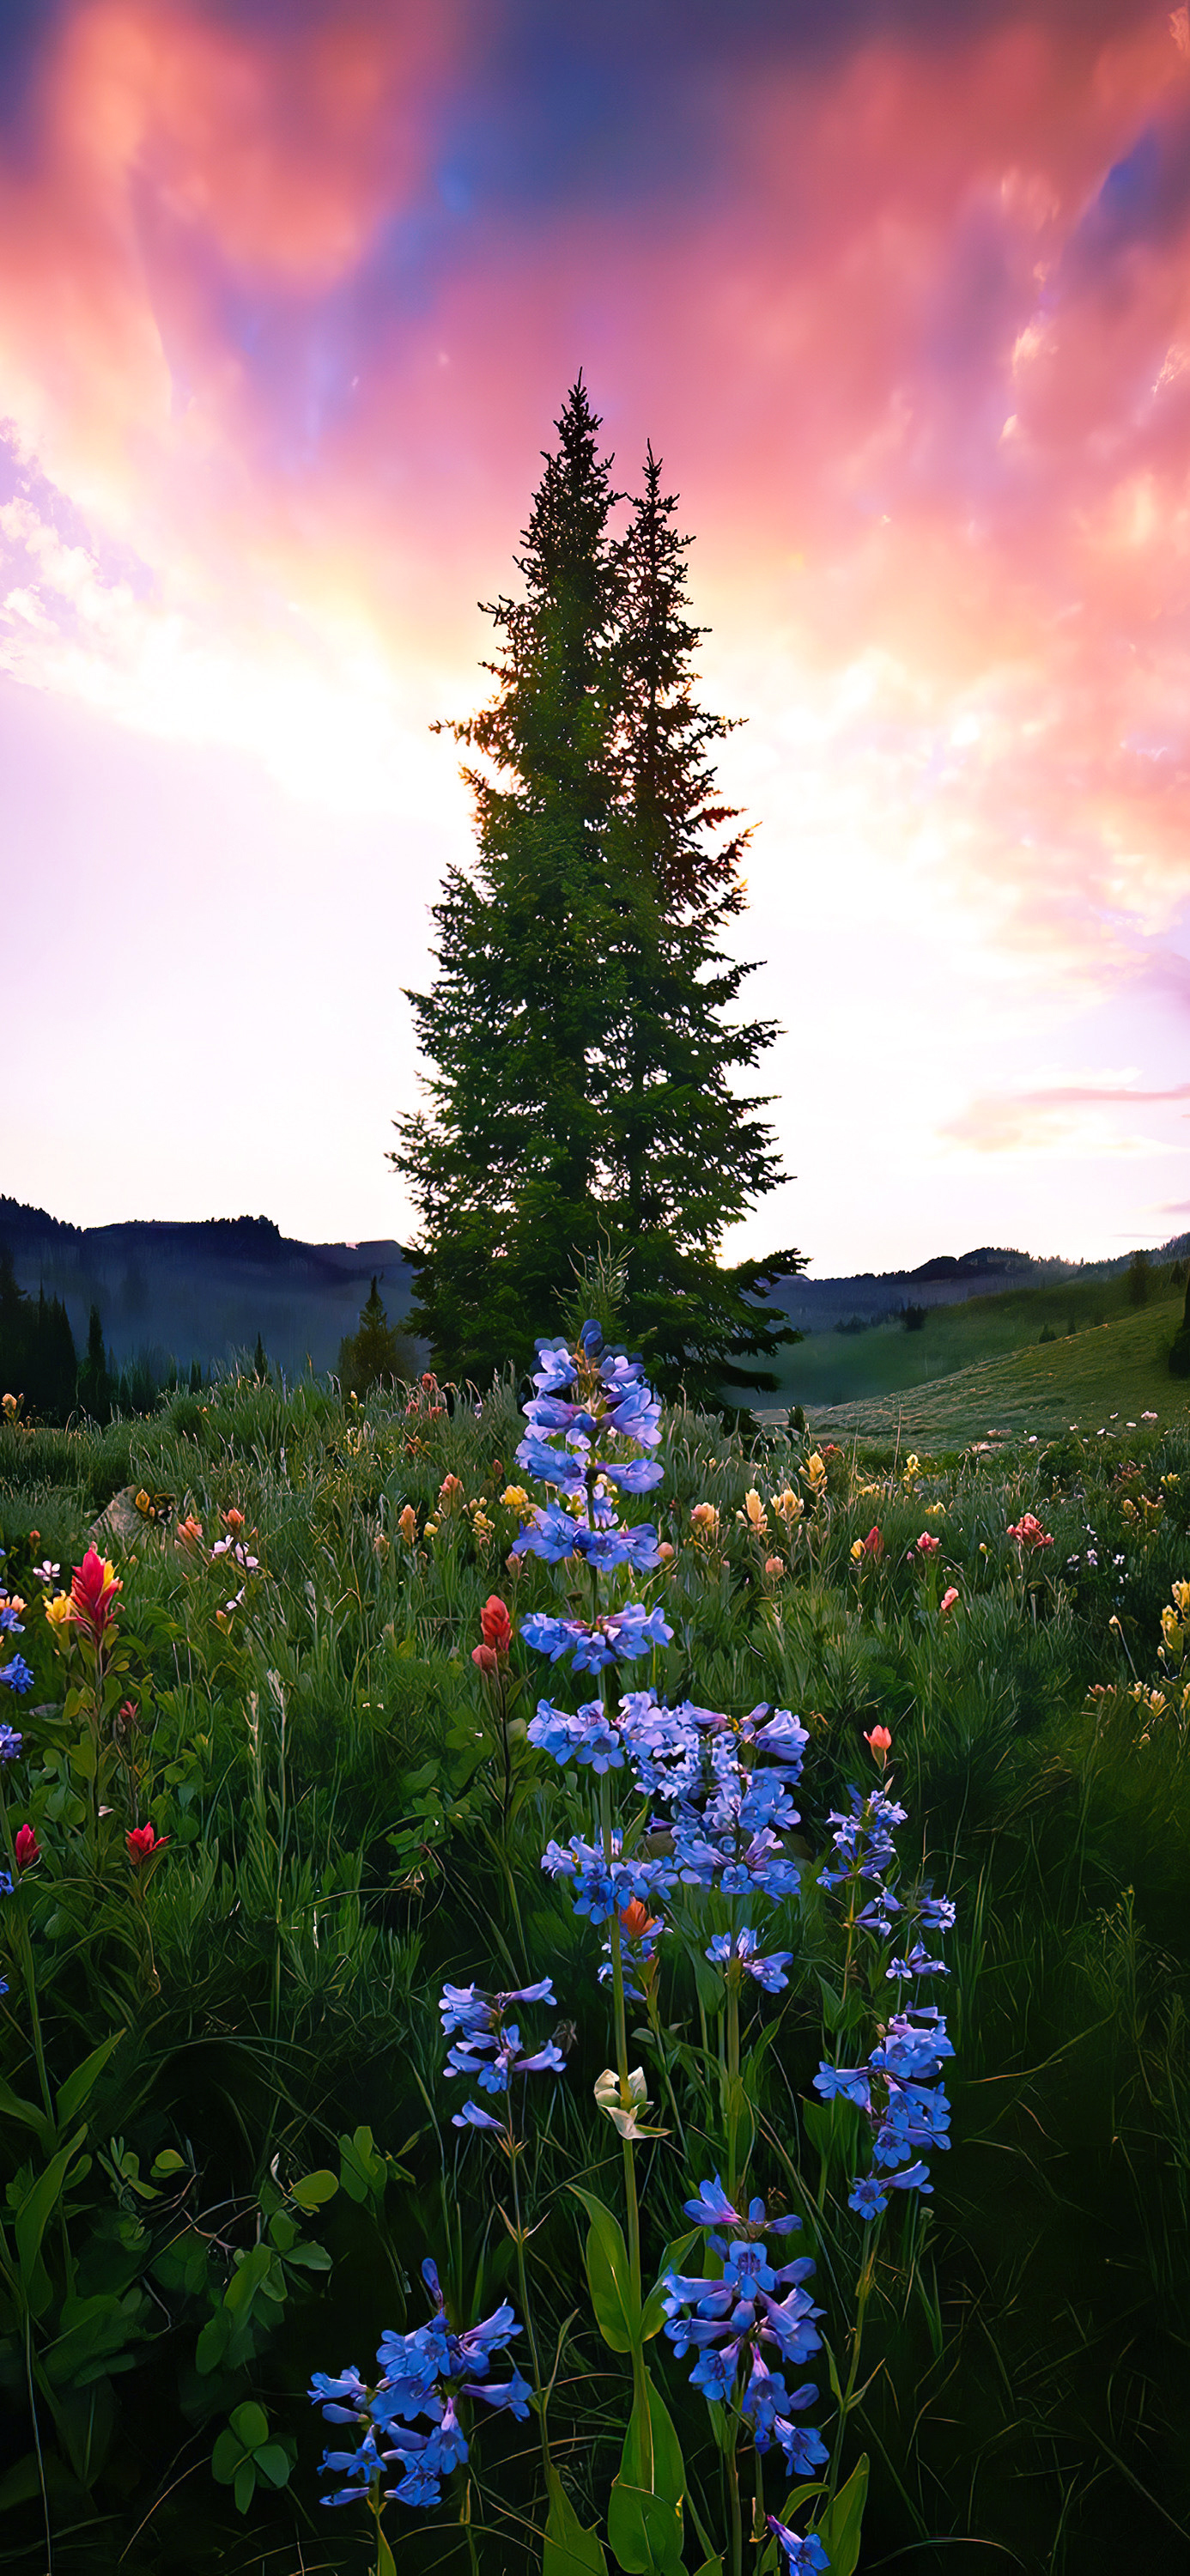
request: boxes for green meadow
[2,1354,1190,2572]
[764,1271,1187,1442]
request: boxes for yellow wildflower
[398,1504,418,1546]
[45,1592,75,1633]
[1174,1579,1190,1617]
[690,1502,720,1543]
[423,1517,440,1538]
[501,1485,534,1517]
[737,1489,768,1535]
[850,1538,865,1562]
[801,1452,827,1497]
[770,1488,804,1528]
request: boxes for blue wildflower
[542,1832,674,1924]
[439,1979,566,2098]
[0,1656,34,1696]
[767,2517,829,2573]
[521,1601,672,1674]
[662,2179,823,2458]
[886,1942,950,1980]
[311,2267,528,2517]
[813,2063,871,2110]
[705,1928,793,1993]
[0,1724,22,1761]
[0,1605,24,1635]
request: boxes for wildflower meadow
[1,1343,1188,2573]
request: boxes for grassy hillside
[759,1261,1187,1411]
[775,1289,1190,1443]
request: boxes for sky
[7,0,1190,1276]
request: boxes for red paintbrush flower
[126,1822,169,1868]
[14,1824,39,1871]
[479,1596,513,1656]
[69,1547,122,1644]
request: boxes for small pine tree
[337,1279,412,1399]
[1127,1250,1150,1307]
[253,1333,270,1382]
[76,1304,113,1423]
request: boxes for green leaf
[641,2231,698,2343]
[195,2312,229,2374]
[15,2129,87,2314]
[233,2458,256,2515]
[607,2369,686,2573]
[543,2468,609,2575]
[290,2167,337,2211]
[254,2443,291,2489]
[211,2429,243,2485]
[608,2483,684,2575]
[150,2148,187,2178]
[0,2075,54,2155]
[376,2525,398,2576]
[811,2456,869,2576]
[223,2241,272,2315]
[230,2401,269,2449]
[338,2124,387,2204]
[56,2029,124,2133]
[569,2186,641,2353]
[70,1730,97,1782]
[692,2561,724,2575]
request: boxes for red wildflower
[480,1596,513,1656]
[222,1508,246,1532]
[862,1526,883,1558]
[1006,1513,1053,1552]
[126,1822,170,1867]
[865,1725,892,1764]
[620,1899,660,1939]
[940,1587,960,1616]
[471,1643,499,1675]
[14,1824,39,1871]
[916,1531,941,1556]
[69,1547,122,1644]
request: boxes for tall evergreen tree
[393,384,800,1396]
[393,377,625,1381]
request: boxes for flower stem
[827,2221,875,2505]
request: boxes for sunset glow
[9,0,1190,1270]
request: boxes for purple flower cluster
[310,2260,528,2512]
[661,2177,827,2476]
[522,1599,672,1674]
[814,1775,956,2219]
[513,1330,665,1510]
[542,1830,674,1926]
[439,1978,566,2130]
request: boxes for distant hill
[3,1199,1186,1391]
[0,1200,414,1381]
[761,1236,1190,1334]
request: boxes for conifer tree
[76,1304,112,1424]
[393,385,799,1396]
[337,1279,411,1399]
[598,445,801,1393]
